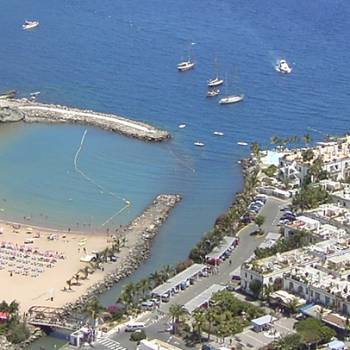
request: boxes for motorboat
[275,59,292,74]
[30,91,40,96]
[237,141,248,146]
[207,88,220,97]
[22,20,39,30]
[219,94,244,105]
[194,141,205,147]
[0,90,16,100]
[177,60,195,72]
[213,131,224,136]
[208,77,224,87]
[178,124,187,129]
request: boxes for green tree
[66,279,72,290]
[295,318,336,347]
[254,215,265,233]
[302,149,314,162]
[168,304,187,334]
[250,142,261,159]
[303,134,312,147]
[287,298,300,315]
[192,309,206,343]
[308,157,328,182]
[249,279,263,299]
[272,333,302,350]
[85,298,104,324]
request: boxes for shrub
[130,329,146,342]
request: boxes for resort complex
[0,2,349,350]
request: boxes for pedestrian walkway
[95,336,127,350]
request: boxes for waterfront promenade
[0,99,170,142]
[91,196,287,350]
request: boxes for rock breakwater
[0,99,170,142]
[63,194,181,313]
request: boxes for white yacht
[213,131,224,136]
[207,88,220,97]
[194,141,205,147]
[219,94,244,105]
[177,60,195,72]
[208,77,224,87]
[22,20,39,30]
[276,59,292,74]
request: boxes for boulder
[0,107,24,122]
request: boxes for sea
[0,0,349,348]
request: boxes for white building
[278,136,350,186]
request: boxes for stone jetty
[62,193,181,313]
[0,98,170,142]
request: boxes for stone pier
[0,98,170,142]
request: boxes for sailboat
[218,72,244,105]
[177,44,195,72]
[208,59,224,87]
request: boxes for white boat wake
[74,129,131,227]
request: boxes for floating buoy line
[74,129,131,227]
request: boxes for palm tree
[168,304,186,334]
[263,284,274,301]
[74,273,80,285]
[120,283,136,307]
[161,265,175,281]
[192,309,206,343]
[86,298,103,325]
[303,134,312,147]
[250,142,261,159]
[83,266,89,279]
[66,279,72,290]
[287,297,299,315]
[8,300,19,316]
[205,308,216,341]
[139,279,150,299]
[270,135,280,146]
[112,239,121,253]
[150,271,163,287]
[121,237,127,247]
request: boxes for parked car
[125,322,145,332]
[255,194,268,202]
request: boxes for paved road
[93,197,287,350]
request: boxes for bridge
[27,306,85,331]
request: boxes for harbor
[0,99,170,142]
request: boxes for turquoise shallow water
[0,0,350,348]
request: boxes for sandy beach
[0,194,181,313]
[0,220,114,312]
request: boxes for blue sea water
[0,0,349,348]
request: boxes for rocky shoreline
[62,194,181,313]
[0,99,170,142]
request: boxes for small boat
[219,94,244,105]
[0,90,16,100]
[22,20,39,30]
[275,59,292,74]
[237,141,248,146]
[30,91,40,96]
[177,60,195,72]
[207,89,220,97]
[178,124,187,129]
[208,77,224,88]
[194,141,205,147]
[213,131,224,136]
